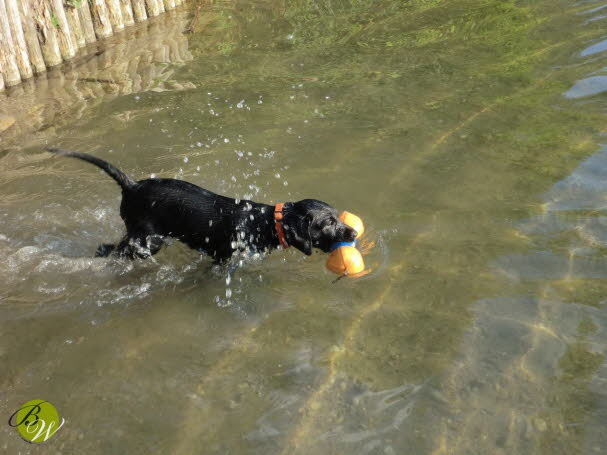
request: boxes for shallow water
[2,0,607,453]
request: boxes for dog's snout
[346,227,357,241]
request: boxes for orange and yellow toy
[326,211,365,277]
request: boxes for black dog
[48,148,357,263]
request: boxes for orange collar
[274,203,289,249]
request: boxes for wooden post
[120,0,135,26]
[0,60,5,91]
[66,4,86,49]
[50,0,77,60]
[0,0,21,85]
[145,0,162,17]
[0,0,189,91]
[5,0,33,79]
[90,0,113,38]
[78,0,97,43]
[131,0,147,22]
[18,0,47,74]
[31,0,63,67]
[105,0,125,31]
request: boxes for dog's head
[283,199,358,255]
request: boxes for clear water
[2,1,607,453]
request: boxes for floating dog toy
[326,211,365,277]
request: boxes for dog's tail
[47,147,135,190]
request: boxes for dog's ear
[292,236,313,255]
[285,224,313,255]
[284,213,313,255]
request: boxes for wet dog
[48,148,357,263]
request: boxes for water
[2,0,607,453]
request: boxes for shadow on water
[2,0,607,454]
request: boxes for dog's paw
[95,243,116,257]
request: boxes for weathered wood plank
[0,0,22,85]
[120,0,135,26]
[5,0,33,79]
[145,0,162,17]
[105,0,125,31]
[0,59,5,91]
[31,0,63,67]
[131,0,147,22]
[78,0,97,43]
[90,0,114,39]
[18,0,47,74]
[66,4,86,49]
[50,0,77,60]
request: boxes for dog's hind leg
[116,233,164,259]
[95,242,118,257]
[95,234,130,257]
[103,224,164,259]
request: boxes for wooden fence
[0,7,193,149]
[0,0,188,90]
